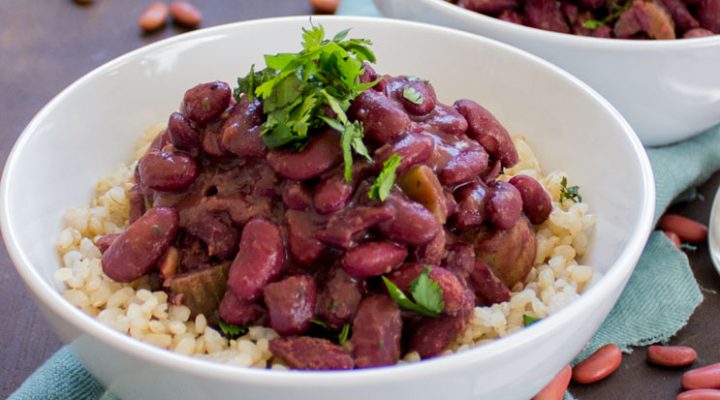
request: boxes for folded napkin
[10,3,720,397]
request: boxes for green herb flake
[523,314,542,326]
[151,225,162,236]
[381,267,444,318]
[218,320,248,340]
[201,97,211,112]
[338,323,351,346]
[582,19,605,30]
[559,176,583,203]
[310,319,330,330]
[402,86,424,105]
[368,154,403,202]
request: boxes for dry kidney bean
[572,343,622,384]
[476,217,536,287]
[698,0,720,32]
[168,112,201,152]
[351,295,403,368]
[454,99,518,168]
[94,233,119,254]
[439,147,489,187]
[664,230,683,249]
[282,181,314,211]
[509,175,552,225]
[138,2,169,32]
[128,184,146,224]
[422,104,469,136]
[285,210,325,265]
[398,80,437,116]
[348,90,411,144]
[219,290,264,325]
[315,207,394,248]
[263,275,317,335]
[138,150,197,191]
[341,241,408,278]
[486,181,523,230]
[459,0,518,15]
[316,267,365,329]
[314,169,353,214]
[470,259,511,306]
[677,389,720,400]
[375,133,434,175]
[227,218,285,301]
[684,27,715,37]
[525,0,572,33]
[102,207,179,282]
[184,215,238,259]
[659,214,708,243]
[413,228,446,265]
[310,0,340,14]
[409,313,469,358]
[532,365,572,400]
[270,337,353,370]
[266,130,343,180]
[683,363,720,389]
[398,165,448,224]
[453,181,490,229]
[377,192,442,245]
[221,99,266,158]
[182,81,230,124]
[169,1,202,28]
[387,264,472,317]
[657,0,700,32]
[647,345,697,367]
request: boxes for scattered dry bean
[170,1,202,28]
[139,2,170,32]
[677,389,720,400]
[533,365,572,400]
[683,363,720,390]
[647,345,697,367]
[664,230,683,250]
[572,343,622,384]
[659,214,708,243]
[310,0,340,14]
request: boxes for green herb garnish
[559,176,582,203]
[218,320,248,340]
[381,267,444,318]
[234,25,377,181]
[368,154,402,202]
[581,19,605,29]
[581,0,633,30]
[310,319,330,329]
[151,224,162,236]
[402,86,423,105]
[338,323,351,346]
[523,314,542,326]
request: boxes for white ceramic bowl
[375,0,720,146]
[1,16,654,400]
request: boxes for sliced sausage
[351,295,403,368]
[263,275,317,336]
[270,337,353,370]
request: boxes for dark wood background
[0,1,717,398]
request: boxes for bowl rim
[0,15,655,387]
[378,0,720,48]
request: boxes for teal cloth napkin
[10,2,720,397]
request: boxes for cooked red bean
[316,267,365,329]
[281,181,313,211]
[499,9,526,24]
[102,207,179,282]
[453,181,490,229]
[683,363,720,389]
[348,90,411,144]
[445,190,458,217]
[374,133,434,175]
[677,389,720,400]
[413,229,446,265]
[408,314,469,358]
[698,0,720,33]
[182,81,231,124]
[486,181,523,230]
[270,337,353,370]
[664,230,683,249]
[316,206,394,248]
[342,241,408,278]
[647,345,697,367]
[422,104,469,136]
[572,344,622,384]
[657,0,700,32]
[285,210,324,265]
[219,290,264,325]
[386,264,471,317]
[614,6,643,38]
[470,259,511,306]
[263,275,316,335]
[167,112,201,152]
[95,233,120,254]
[314,170,353,214]
[659,214,708,243]
[533,365,572,400]
[351,295,403,368]
[220,99,266,158]
[525,0,571,33]
[454,99,518,167]
[443,243,476,280]
[439,147,489,186]
[509,175,552,225]
[459,0,518,15]
[378,192,442,245]
[398,80,437,116]
[476,217,536,287]
[138,150,198,191]
[227,218,285,301]
[184,215,238,259]
[359,62,379,85]
[684,27,715,37]
[128,184,146,224]
[201,123,228,157]
[266,130,343,180]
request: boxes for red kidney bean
[647,345,697,367]
[422,104,469,136]
[398,164,448,224]
[128,184,146,224]
[572,344,622,384]
[476,216,536,287]
[454,99,518,168]
[664,230,683,249]
[677,389,720,400]
[408,313,469,359]
[227,218,284,301]
[181,81,231,125]
[359,62,379,85]
[470,258,511,306]
[486,181,523,230]
[219,290,264,325]
[657,0,699,32]
[659,214,708,243]
[378,192,442,245]
[220,99,266,158]
[453,181,490,229]
[138,150,197,192]
[102,207,179,282]
[138,2,169,32]
[341,241,408,278]
[483,159,502,183]
[413,228,446,265]
[282,181,314,211]
[525,0,571,33]
[698,0,720,33]
[351,295,403,368]
[95,233,120,254]
[184,215,239,259]
[509,175,552,225]
[499,9,526,24]
[399,80,437,116]
[263,275,316,335]
[270,337,353,370]
[386,264,471,317]
[445,190,458,217]
[532,365,572,400]
[314,170,353,214]
[201,123,228,157]
[683,363,720,389]
[614,6,643,38]
[439,147,489,186]
[266,130,343,181]
[285,210,325,265]
[348,90,411,144]
[169,1,203,28]
[443,243,475,281]
[374,133,434,175]
[317,267,366,329]
[167,112,201,152]
[316,206,394,248]
[459,0,519,15]
[684,27,715,37]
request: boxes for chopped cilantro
[368,154,402,202]
[582,19,605,29]
[338,323,351,346]
[402,86,423,105]
[381,267,444,318]
[559,176,582,203]
[310,319,330,329]
[581,0,633,30]
[523,314,542,326]
[151,225,162,236]
[218,320,248,339]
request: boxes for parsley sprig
[523,314,542,326]
[381,267,444,318]
[368,154,402,202]
[218,320,248,340]
[559,176,582,203]
[235,25,377,181]
[582,0,633,30]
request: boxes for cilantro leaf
[402,86,424,105]
[523,314,542,326]
[368,154,402,202]
[310,319,330,329]
[559,176,583,203]
[218,320,248,340]
[338,323,350,346]
[582,19,605,30]
[409,267,445,316]
[234,65,275,102]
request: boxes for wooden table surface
[0,1,718,399]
